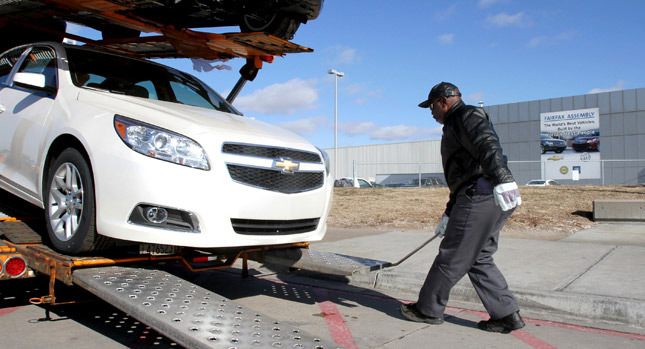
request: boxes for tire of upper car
[240,12,300,40]
[43,147,111,254]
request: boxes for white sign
[540,108,600,180]
[541,108,599,138]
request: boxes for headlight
[114,115,210,170]
[316,146,330,175]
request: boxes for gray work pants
[416,185,519,320]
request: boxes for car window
[18,46,57,91]
[66,46,240,115]
[0,47,25,85]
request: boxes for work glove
[434,213,449,237]
[493,181,522,211]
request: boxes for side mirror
[13,72,46,88]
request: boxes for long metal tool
[261,234,440,276]
[375,234,440,270]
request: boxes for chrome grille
[231,218,319,235]
[222,143,321,162]
[227,165,323,193]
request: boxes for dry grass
[327,185,645,240]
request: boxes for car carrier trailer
[0,212,396,348]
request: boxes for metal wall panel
[487,104,499,123]
[610,136,625,159]
[637,88,645,110]
[508,122,521,143]
[611,113,624,137]
[610,90,624,113]
[550,97,562,112]
[529,100,541,121]
[585,93,599,108]
[562,96,574,111]
[598,92,611,114]
[499,104,509,123]
[637,110,645,134]
[600,114,612,136]
[509,103,520,123]
[540,98,551,113]
[624,112,638,136]
[625,135,639,159]
[519,102,529,122]
[624,89,637,112]
[519,121,531,149]
[574,94,586,109]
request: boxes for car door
[0,45,57,204]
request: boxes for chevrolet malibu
[0,42,332,254]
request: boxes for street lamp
[328,69,343,178]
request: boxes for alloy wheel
[47,162,84,242]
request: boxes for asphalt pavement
[304,223,645,330]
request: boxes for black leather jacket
[441,100,515,215]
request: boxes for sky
[68,0,645,150]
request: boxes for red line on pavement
[0,306,22,317]
[525,318,645,341]
[313,288,358,349]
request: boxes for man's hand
[435,213,449,237]
[494,182,522,211]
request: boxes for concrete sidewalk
[308,223,645,329]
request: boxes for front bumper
[92,141,333,248]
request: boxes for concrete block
[593,200,645,221]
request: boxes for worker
[400,82,525,333]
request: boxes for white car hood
[77,89,314,150]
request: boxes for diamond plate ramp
[73,266,341,349]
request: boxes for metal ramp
[73,266,341,349]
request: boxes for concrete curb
[343,270,645,328]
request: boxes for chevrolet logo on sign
[273,158,300,174]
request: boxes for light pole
[328,69,343,178]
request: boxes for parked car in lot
[572,132,600,152]
[526,179,561,186]
[541,135,566,154]
[334,178,373,188]
[0,42,332,254]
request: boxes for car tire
[44,148,111,254]
[240,12,300,40]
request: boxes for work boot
[478,311,525,333]
[400,303,444,325]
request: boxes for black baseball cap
[418,82,461,108]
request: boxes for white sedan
[0,42,332,254]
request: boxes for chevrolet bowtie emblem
[274,158,300,174]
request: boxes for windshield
[65,46,240,115]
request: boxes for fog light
[129,204,200,233]
[144,207,168,224]
[5,256,27,277]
